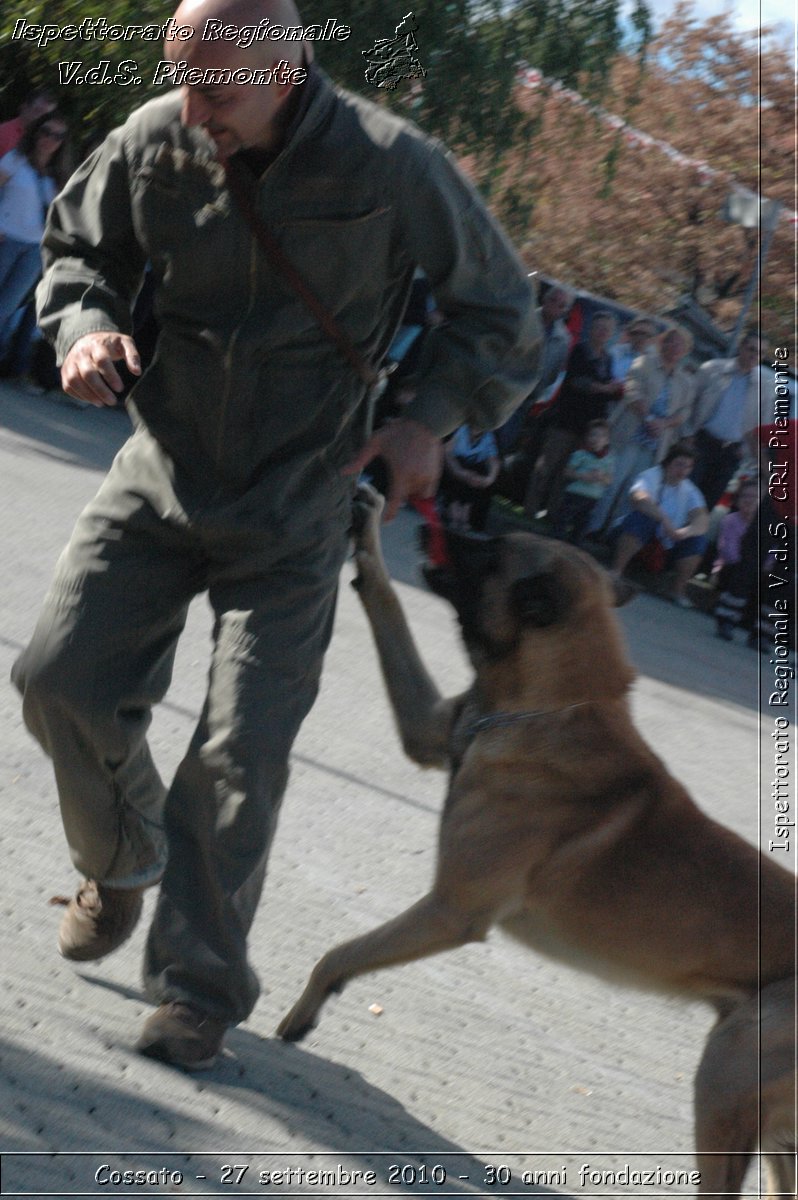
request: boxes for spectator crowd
[379,273,774,647]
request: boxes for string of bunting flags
[515,64,796,227]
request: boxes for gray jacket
[609,352,694,462]
[37,72,540,532]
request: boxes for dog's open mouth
[422,533,512,656]
[421,560,484,643]
[422,530,498,611]
[421,563,458,602]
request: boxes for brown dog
[278,485,796,1195]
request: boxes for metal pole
[727,198,783,354]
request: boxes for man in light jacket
[590,325,694,533]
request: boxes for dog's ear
[609,573,638,607]
[510,572,566,627]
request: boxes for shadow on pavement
[1,1014,567,1198]
[0,1033,218,1180]
[0,383,131,474]
[1,384,762,718]
[215,1036,569,1197]
[156,692,438,816]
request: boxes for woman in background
[0,110,69,357]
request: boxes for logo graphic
[362,12,426,91]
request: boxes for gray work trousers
[12,437,349,1023]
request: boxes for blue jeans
[617,510,707,561]
[0,236,42,352]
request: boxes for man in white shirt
[687,333,763,508]
[612,441,709,607]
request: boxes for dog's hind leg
[698,1141,796,1200]
[277,890,489,1042]
[695,980,796,1198]
[694,1150,752,1198]
[694,1006,755,1196]
[351,484,460,767]
[762,1143,797,1200]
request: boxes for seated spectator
[686,332,763,510]
[0,111,69,359]
[610,315,658,383]
[438,423,500,532]
[712,480,761,641]
[612,442,709,607]
[523,310,623,519]
[549,419,615,545]
[590,325,694,535]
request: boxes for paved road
[0,381,780,1198]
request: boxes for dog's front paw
[276,1006,317,1043]
[351,483,384,545]
[277,978,342,1042]
[351,484,387,592]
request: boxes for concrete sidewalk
[0,382,773,1198]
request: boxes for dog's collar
[468,702,589,738]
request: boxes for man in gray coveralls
[12,0,540,1068]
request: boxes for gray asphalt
[0,380,777,1199]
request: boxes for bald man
[13,0,539,1068]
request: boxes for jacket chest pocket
[132,161,233,260]
[275,207,394,316]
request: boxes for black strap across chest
[224,156,379,389]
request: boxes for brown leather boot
[55,879,145,961]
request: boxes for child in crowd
[712,479,761,642]
[437,423,500,532]
[550,420,615,543]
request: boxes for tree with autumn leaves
[299,1,792,347]
[485,1,791,347]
